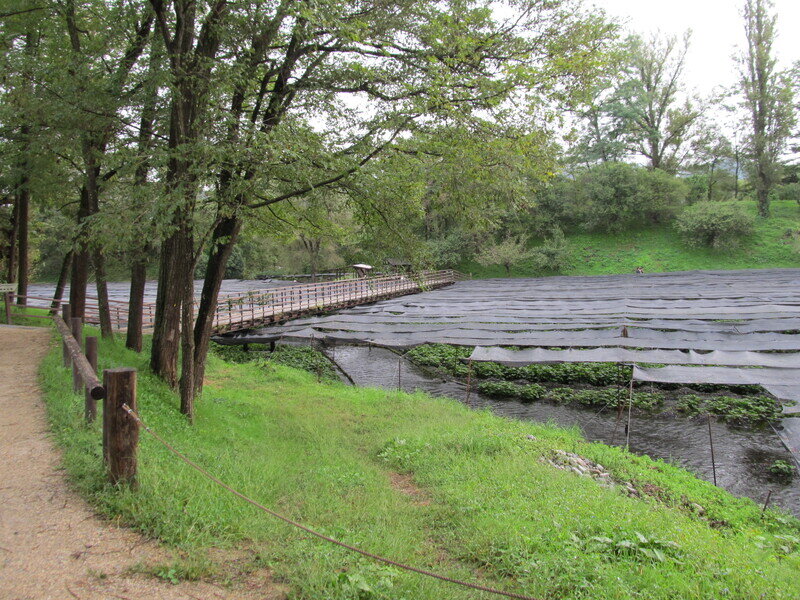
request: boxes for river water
[327,345,800,517]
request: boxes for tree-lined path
[0,325,284,600]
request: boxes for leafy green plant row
[676,394,788,426]
[476,380,784,425]
[476,381,664,411]
[407,344,630,385]
[407,344,767,395]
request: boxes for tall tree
[59,0,153,333]
[613,33,701,172]
[739,0,796,217]
[688,119,735,202]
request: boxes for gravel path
[0,325,285,600]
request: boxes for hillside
[460,200,800,278]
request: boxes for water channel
[326,344,800,517]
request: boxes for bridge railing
[12,269,464,332]
[210,269,461,332]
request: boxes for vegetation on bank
[406,344,789,427]
[461,200,800,278]
[209,343,339,382]
[38,331,800,599]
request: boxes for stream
[327,345,800,517]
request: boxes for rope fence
[121,402,541,600]
[44,301,540,599]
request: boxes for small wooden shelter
[351,263,373,278]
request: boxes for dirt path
[0,325,285,600]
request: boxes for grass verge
[39,331,800,599]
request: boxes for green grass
[5,304,52,327]
[460,200,800,277]
[39,331,800,599]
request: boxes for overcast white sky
[593,0,800,97]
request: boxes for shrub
[556,163,686,232]
[675,202,754,249]
[529,227,571,273]
[475,236,531,276]
[769,460,795,479]
[772,182,800,205]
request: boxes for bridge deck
[16,270,462,334]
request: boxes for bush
[550,163,686,233]
[772,182,800,205]
[675,202,754,249]
[475,236,531,276]
[529,227,571,273]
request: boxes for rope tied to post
[120,403,541,600]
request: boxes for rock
[691,503,706,515]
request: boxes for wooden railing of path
[50,304,139,487]
[8,269,464,334]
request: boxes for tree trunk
[756,157,770,217]
[6,197,18,284]
[193,215,242,391]
[179,258,196,421]
[150,225,187,388]
[649,139,661,171]
[126,256,148,352]
[126,49,157,353]
[50,251,73,314]
[69,186,91,319]
[706,160,717,202]
[69,250,90,320]
[92,249,114,338]
[149,36,199,390]
[310,240,320,283]
[15,167,29,305]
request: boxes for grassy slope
[460,199,800,278]
[39,331,800,599]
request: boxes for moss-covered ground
[33,326,800,599]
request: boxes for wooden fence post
[84,336,98,422]
[71,317,83,393]
[103,368,138,487]
[3,292,11,324]
[61,303,71,368]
